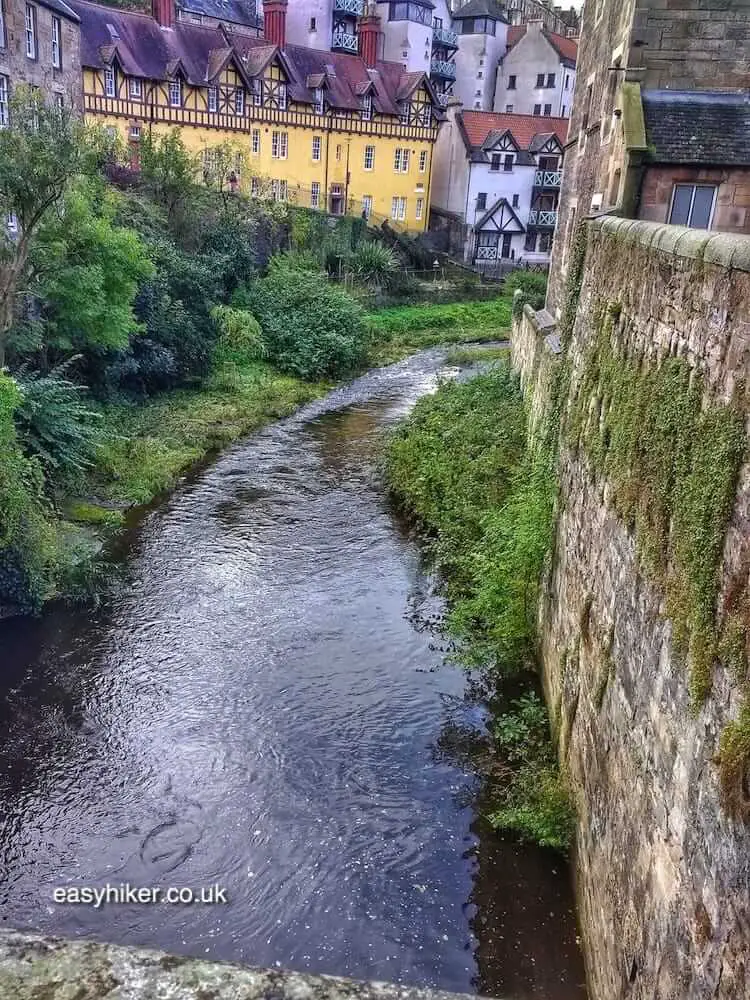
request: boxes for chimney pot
[152,0,174,28]
[358,5,380,68]
[263,0,288,48]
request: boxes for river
[0,350,586,999]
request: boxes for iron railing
[430,59,457,80]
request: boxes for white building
[494,19,576,117]
[451,0,508,110]
[430,105,567,266]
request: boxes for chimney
[152,0,174,28]
[263,0,288,47]
[358,5,380,68]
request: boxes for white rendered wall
[376,1,431,70]
[429,103,470,218]
[493,24,575,116]
[285,0,332,49]
[453,23,507,111]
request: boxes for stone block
[674,229,713,260]
[703,232,743,267]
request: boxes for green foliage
[239,257,370,379]
[368,298,512,337]
[386,366,570,850]
[348,241,400,288]
[718,695,750,820]
[443,345,509,365]
[13,363,103,489]
[211,305,266,368]
[505,270,548,315]
[138,130,197,225]
[567,319,745,704]
[67,502,124,527]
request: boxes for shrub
[211,305,266,366]
[349,241,400,288]
[240,257,370,379]
[505,270,548,314]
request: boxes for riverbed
[0,351,585,998]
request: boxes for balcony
[333,0,364,14]
[436,91,451,106]
[430,59,457,80]
[534,170,562,188]
[332,29,358,52]
[528,209,558,227]
[432,24,458,48]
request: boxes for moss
[66,502,125,528]
[559,221,588,348]
[718,696,750,821]
[567,319,746,706]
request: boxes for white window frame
[169,78,182,108]
[415,197,423,221]
[364,145,375,171]
[419,150,427,173]
[0,74,8,128]
[360,94,372,120]
[104,66,116,98]
[207,85,217,112]
[234,87,245,115]
[362,194,372,219]
[314,87,324,114]
[311,181,320,208]
[54,92,64,111]
[7,212,18,236]
[394,148,410,173]
[277,82,287,110]
[271,178,287,202]
[251,128,260,154]
[25,4,36,60]
[0,0,6,50]
[667,183,717,230]
[252,79,262,106]
[312,135,321,161]
[391,195,406,221]
[51,15,61,69]
[129,77,142,99]
[271,131,288,159]
[251,176,260,197]
[129,123,141,139]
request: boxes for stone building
[0,0,82,119]
[547,0,750,315]
[175,0,261,35]
[493,19,576,117]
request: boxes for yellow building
[70,0,444,231]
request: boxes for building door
[501,233,513,258]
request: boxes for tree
[0,88,107,367]
[139,130,198,226]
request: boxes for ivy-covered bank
[385,364,573,851]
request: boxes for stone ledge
[0,930,488,1000]
[588,215,750,271]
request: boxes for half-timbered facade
[70,0,444,230]
[430,106,567,266]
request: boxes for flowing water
[0,351,586,998]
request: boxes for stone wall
[639,165,750,234]
[0,930,479,1000]
[513,216,750,1000]
[0,0,82,110]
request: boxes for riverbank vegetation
[385,365,573,852]
[0,91,512,614]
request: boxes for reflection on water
[0,351,586,997]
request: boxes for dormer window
[277,82,287,110]
[208,85,217,112]
[104,66,116,97]
[360,94,372,121]
[129,77,142,99]
[252,78,262,106]
[314,87,325,114]
[169,78,182,107]
[234,87,245,114]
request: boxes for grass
[367,297,512,365]
[86,363,326,506]
[444,345,510,366]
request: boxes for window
[234,88,245,114]
[561,104,566,117]
[336,144,342,161]
[277,83,287,110]
[533,104,541,116]
[507,74,516,90]
[477,71,483,79]
[539,232,552,253]
[0,0,5,49]
[55,92,64,111]
[390,196,406,221]
[364,145,375,170]
[233,152,243,177]
[505,104,513,113]
[503,153,514,171]
[251,176,260,197]
[415,197,424,221]
[362,194,372,219]
[252,79,262,106]
[312,135,321,161]
[581,82,593,131]
[104,66,116,98]
[129,77,142,99]
[544,103,552,116]
[490,153,501,172]
[169,78,182,107]
[252,128,260,154]
[360,94,372,120]
[311,181,320,208]
[668,184,716,229]
[7,212,18,236]
[129,123,141,138]
[475,89,481,97]
[190,11,202,21]
[536,73,545,88]
[271,178,287,202]
[207,85,217,112]
[0,75,8,127]
[565,73,570,89]
[476,192,487,210]
[524,231,537,252]
[512,193,519,207]
[310,15,316,30]
[25,4,36,59]
[393,147,410,172]
[314,87,324,114]
[271,131,288,159]
[546,73,556,88]
[419,150,427,172]
[51,16,61,68]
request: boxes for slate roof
[642,90,750,167]
[452,0,506,21]
[459,110,568,150]
[506,24,577,66]
[71,0,444,118]
[177,0,260,29]
[38,0,80,21]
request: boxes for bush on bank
[386,364,572,851]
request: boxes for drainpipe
[344,138,351,214]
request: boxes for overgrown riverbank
[385,363,573,852]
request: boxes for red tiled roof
[460,110,568,149]
[506,24,577,65]
[70,0,443,117]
